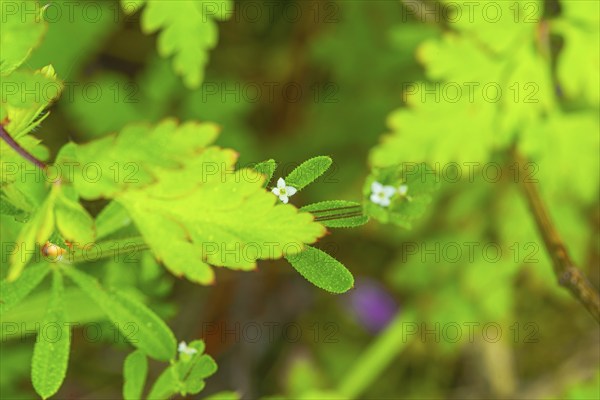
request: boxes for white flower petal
[272,187,281,196]
[286,186,297,196]
[370,193,382,205]
[379,197,391,207]
[371,181,383,194]
[382,185,397,197]
[280,195,289,204]
[398,184,408,196]
[178,341,198,355]
[277,177,286,189]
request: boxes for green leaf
[146,366,178,400]
[176,340,217,395]
[8,188,56,281]
[0,0,47,75]
[64,119,220,199]
[285,156,332,191]
[128,0,233,88]
[31,270,70,399]
[551,1,599,106]
[95,201,133,240]
[204,391,241,400]
[363,163,439,228]
[62,266,176,361]
[0,262,50,314]
[1,65,63,139]
[252,159,277,188]
[123,350,148,400]
[301,200,368,228]
[118,160,324,284]
[285,246,354,294]
[146,340,217,399]
[54,191,95,244]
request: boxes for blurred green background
[1,0,599,399]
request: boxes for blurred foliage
[1,0,599,399]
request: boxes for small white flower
[370,181,396,207]
[271,178,297,204]
[178,341,198,356]
[398,184,408,196]
[397,183,413,201]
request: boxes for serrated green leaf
[54,192,95,244]
[123,350,148,400]
[0,261,49,314]
[128,0,233,88]
[0,0,47,75]
[285,156,332,191]
[285,246,354,294]
[62,266,176,361]
[301,200,368,228]
[65,120,325,285]
[65,119,220,199]
[31,270,70,399]
[118,159,324,283]
[253,159,277,188]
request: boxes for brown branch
[0,124,47,170]
[512,149,600,323]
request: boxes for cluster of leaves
[120,0,233,88]
[0,2,443,398]
[369,0,598,349]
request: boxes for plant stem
[337,307,417,399]
[0,124,47,170]
[512,149,600,323]
[64,237,150,264]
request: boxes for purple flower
[346,278,399,333]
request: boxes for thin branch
[0,124,47,170]
[512,149,600,323]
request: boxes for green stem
[337,307,417,399]
[64,237,149,264]
[0,124,47,170]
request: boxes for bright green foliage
[0,0,47,75]
[521,111,600,203]
[31,270,70,399]
[363,163,439,228]
[253,159,278,187]
[59,120,325,284]
[123,350,148,400]
[0,262,49,313]
[204,391,241,400]
[62,119,220,198]
[552,1,599,106]
[285,156,332,191]
[146,340,217,399]
[62,266,176,361]
[1,65,63,139]
[94,201,132,240]
[122,0,233,88]
[54,187,95,244]
[7,187,56,281]
[301,200,368,228]
[285,246,354,294]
